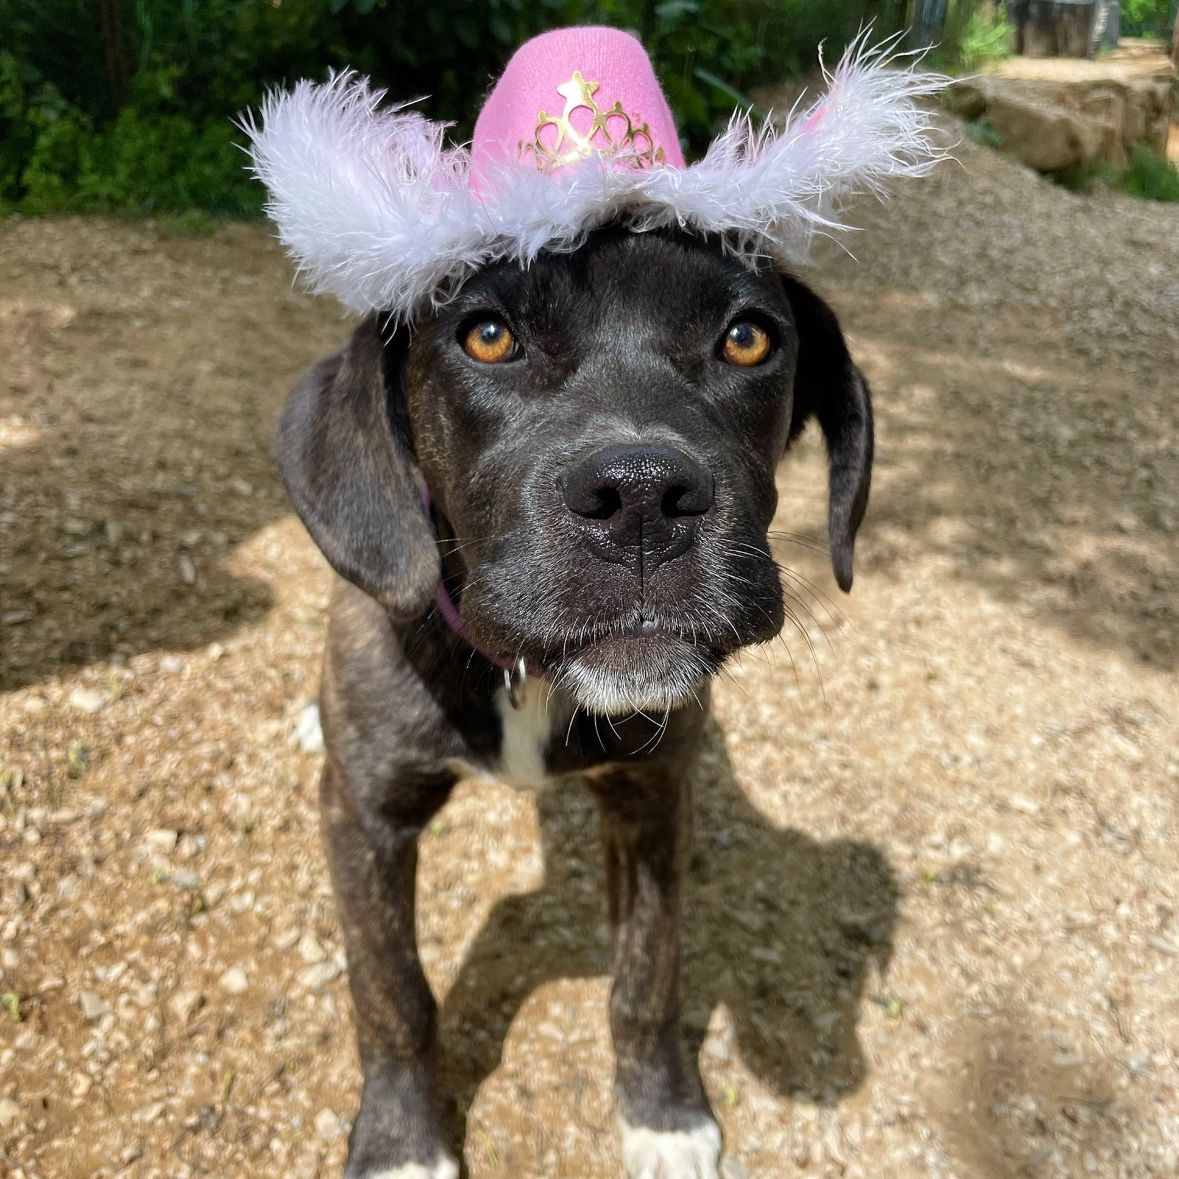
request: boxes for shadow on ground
[438,718,897,1159]
[0,431,281,692]
[0,287,316,691]
[927,1001,1126,1177]
[840,296,1177,671]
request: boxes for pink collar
[419,484,543,685]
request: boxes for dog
[276,224,872,1178]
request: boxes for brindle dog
[276,226,872,1178]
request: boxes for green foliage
[1057,144,1179,203]
[965,115,1003,148]
[923,1,1013,72]
[0,0,981,218]
[1120,0,1174,37]
[1119,144,1179,203]
[956,6,1013,72]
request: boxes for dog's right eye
[462,320,516,364]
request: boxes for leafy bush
[1057,144,1179,203]
[957,6,1013,71]
[965,115,1003,148]
[1120,0,1174,37]
[1119,143,1179,203]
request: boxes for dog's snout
[563,443,713,522]
[561,443,713,558]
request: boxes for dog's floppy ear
[781,276,874,593]
[275,315,439,617]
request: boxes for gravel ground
[2,119,1177,1178]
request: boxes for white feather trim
[242,34,949,320]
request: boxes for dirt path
[2,124,1177,1178]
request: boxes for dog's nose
[562,443,713,556]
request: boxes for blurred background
[2,0,1175,224]
[2,3,1178,1179]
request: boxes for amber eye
[463,319,515,364]
[722,321,772,367]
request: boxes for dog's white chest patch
[492,678,555,790]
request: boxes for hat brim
[243,34,949,324]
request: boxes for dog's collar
[418,483,543,700]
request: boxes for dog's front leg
[590,765,722,1179]
[321,764,459,1179]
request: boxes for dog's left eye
[462,320,516,364]
[721,320,772,367]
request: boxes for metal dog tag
[505,657,528,710]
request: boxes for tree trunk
[98,0,129,112]
[1009,1,1095,58]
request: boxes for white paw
[620,1116,722,1179]
[360,1156,459,1179]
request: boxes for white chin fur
[620,1116,722,1179]
[561,654,708,717]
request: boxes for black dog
[276,225,872,1178]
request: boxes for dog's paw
[353,1156,459,1179]
[620,1115,722,1179]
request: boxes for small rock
[1125,1050,1150,1074]
[314,1107,341,1141]
[169,868,201,891]
[218,967,248,995]
[731,909,764,935]
[145,829,178,853]
[178,555,196,585]
[134,1100,166,1124]
[68,687,108,715]
[812,1010,839,1035]
[0,1097,20,1128]
[298,960,343,991]
[273,928,299,951]
[721,1160,749,1179]
[169,988,204,1024]
[297,931,326,964]
[295,702,324,754]
[79,991,110,1021]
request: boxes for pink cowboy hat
[245,26,946,323]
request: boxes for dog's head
[277,227,872,714]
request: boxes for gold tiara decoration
[522,71,667,172]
